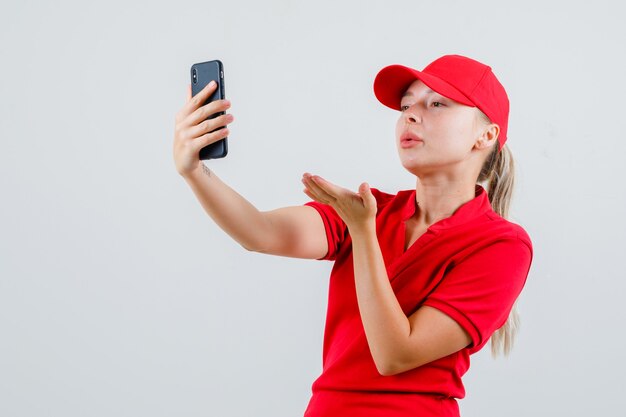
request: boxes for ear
[474,123,500,151]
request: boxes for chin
[399,158,426,176]
[399,154,443,177]
[398,149,423,166]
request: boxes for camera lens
[192,69,197,83]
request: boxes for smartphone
[190,59,228,159]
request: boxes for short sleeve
[422,238,533,351]
[304,201,347,261]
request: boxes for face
[395,79,490,177]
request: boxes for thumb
[358,182,376,207]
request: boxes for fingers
[303,175,379,229]
[302,187,319,203]
[173,81,232,176]
[186,99,231,128]
[302,173,349,205]
[191,126,230,154]
[302,174,333,204]
[301,174,326,203]
[176,80,220,123]
[188,80,218,111]
[186,113,234,140]
[174,81,233,148]
[309,175,347,198]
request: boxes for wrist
[348,220,376,239]
[181,162,210,181]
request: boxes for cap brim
[374,65,475,110]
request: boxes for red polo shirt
[302,185,533,417]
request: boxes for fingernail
[208,80,216,87]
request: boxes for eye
[431,101,445,108]
[400,105,410,111]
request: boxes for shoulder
[484,211,533,252]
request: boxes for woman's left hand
[301,173,377,234]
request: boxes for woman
[173,54,533,417]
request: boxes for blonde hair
[476,112,520,357]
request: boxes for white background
[2,1,625,416]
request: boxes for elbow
[376,364,399,377]
[376,356,422,377]
[371,344,406,376]
[240,242,261,252]
[241,244,255,252]
[237,232,274,253]
[376,366,394,377]
[240,240,274,254]
[374,358,402,377]
[237,236,261,252]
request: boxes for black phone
[190,59,228,159]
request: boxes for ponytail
[478,143,520,357]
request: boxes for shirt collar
[401,185,493,230]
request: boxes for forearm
[350,226,411,375]
[182,163,272,251]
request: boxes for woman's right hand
[173,81,233,177]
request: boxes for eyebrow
[402,88,435,98]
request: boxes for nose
[403,106,421,124]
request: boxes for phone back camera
[192,68,198,84]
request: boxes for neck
[412,176,477,226]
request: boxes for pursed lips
[400,132,424,148]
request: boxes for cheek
[440,114,477,147]
[395,118,404,138]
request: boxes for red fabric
[302,185,532,417]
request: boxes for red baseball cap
[373,54,509,150]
